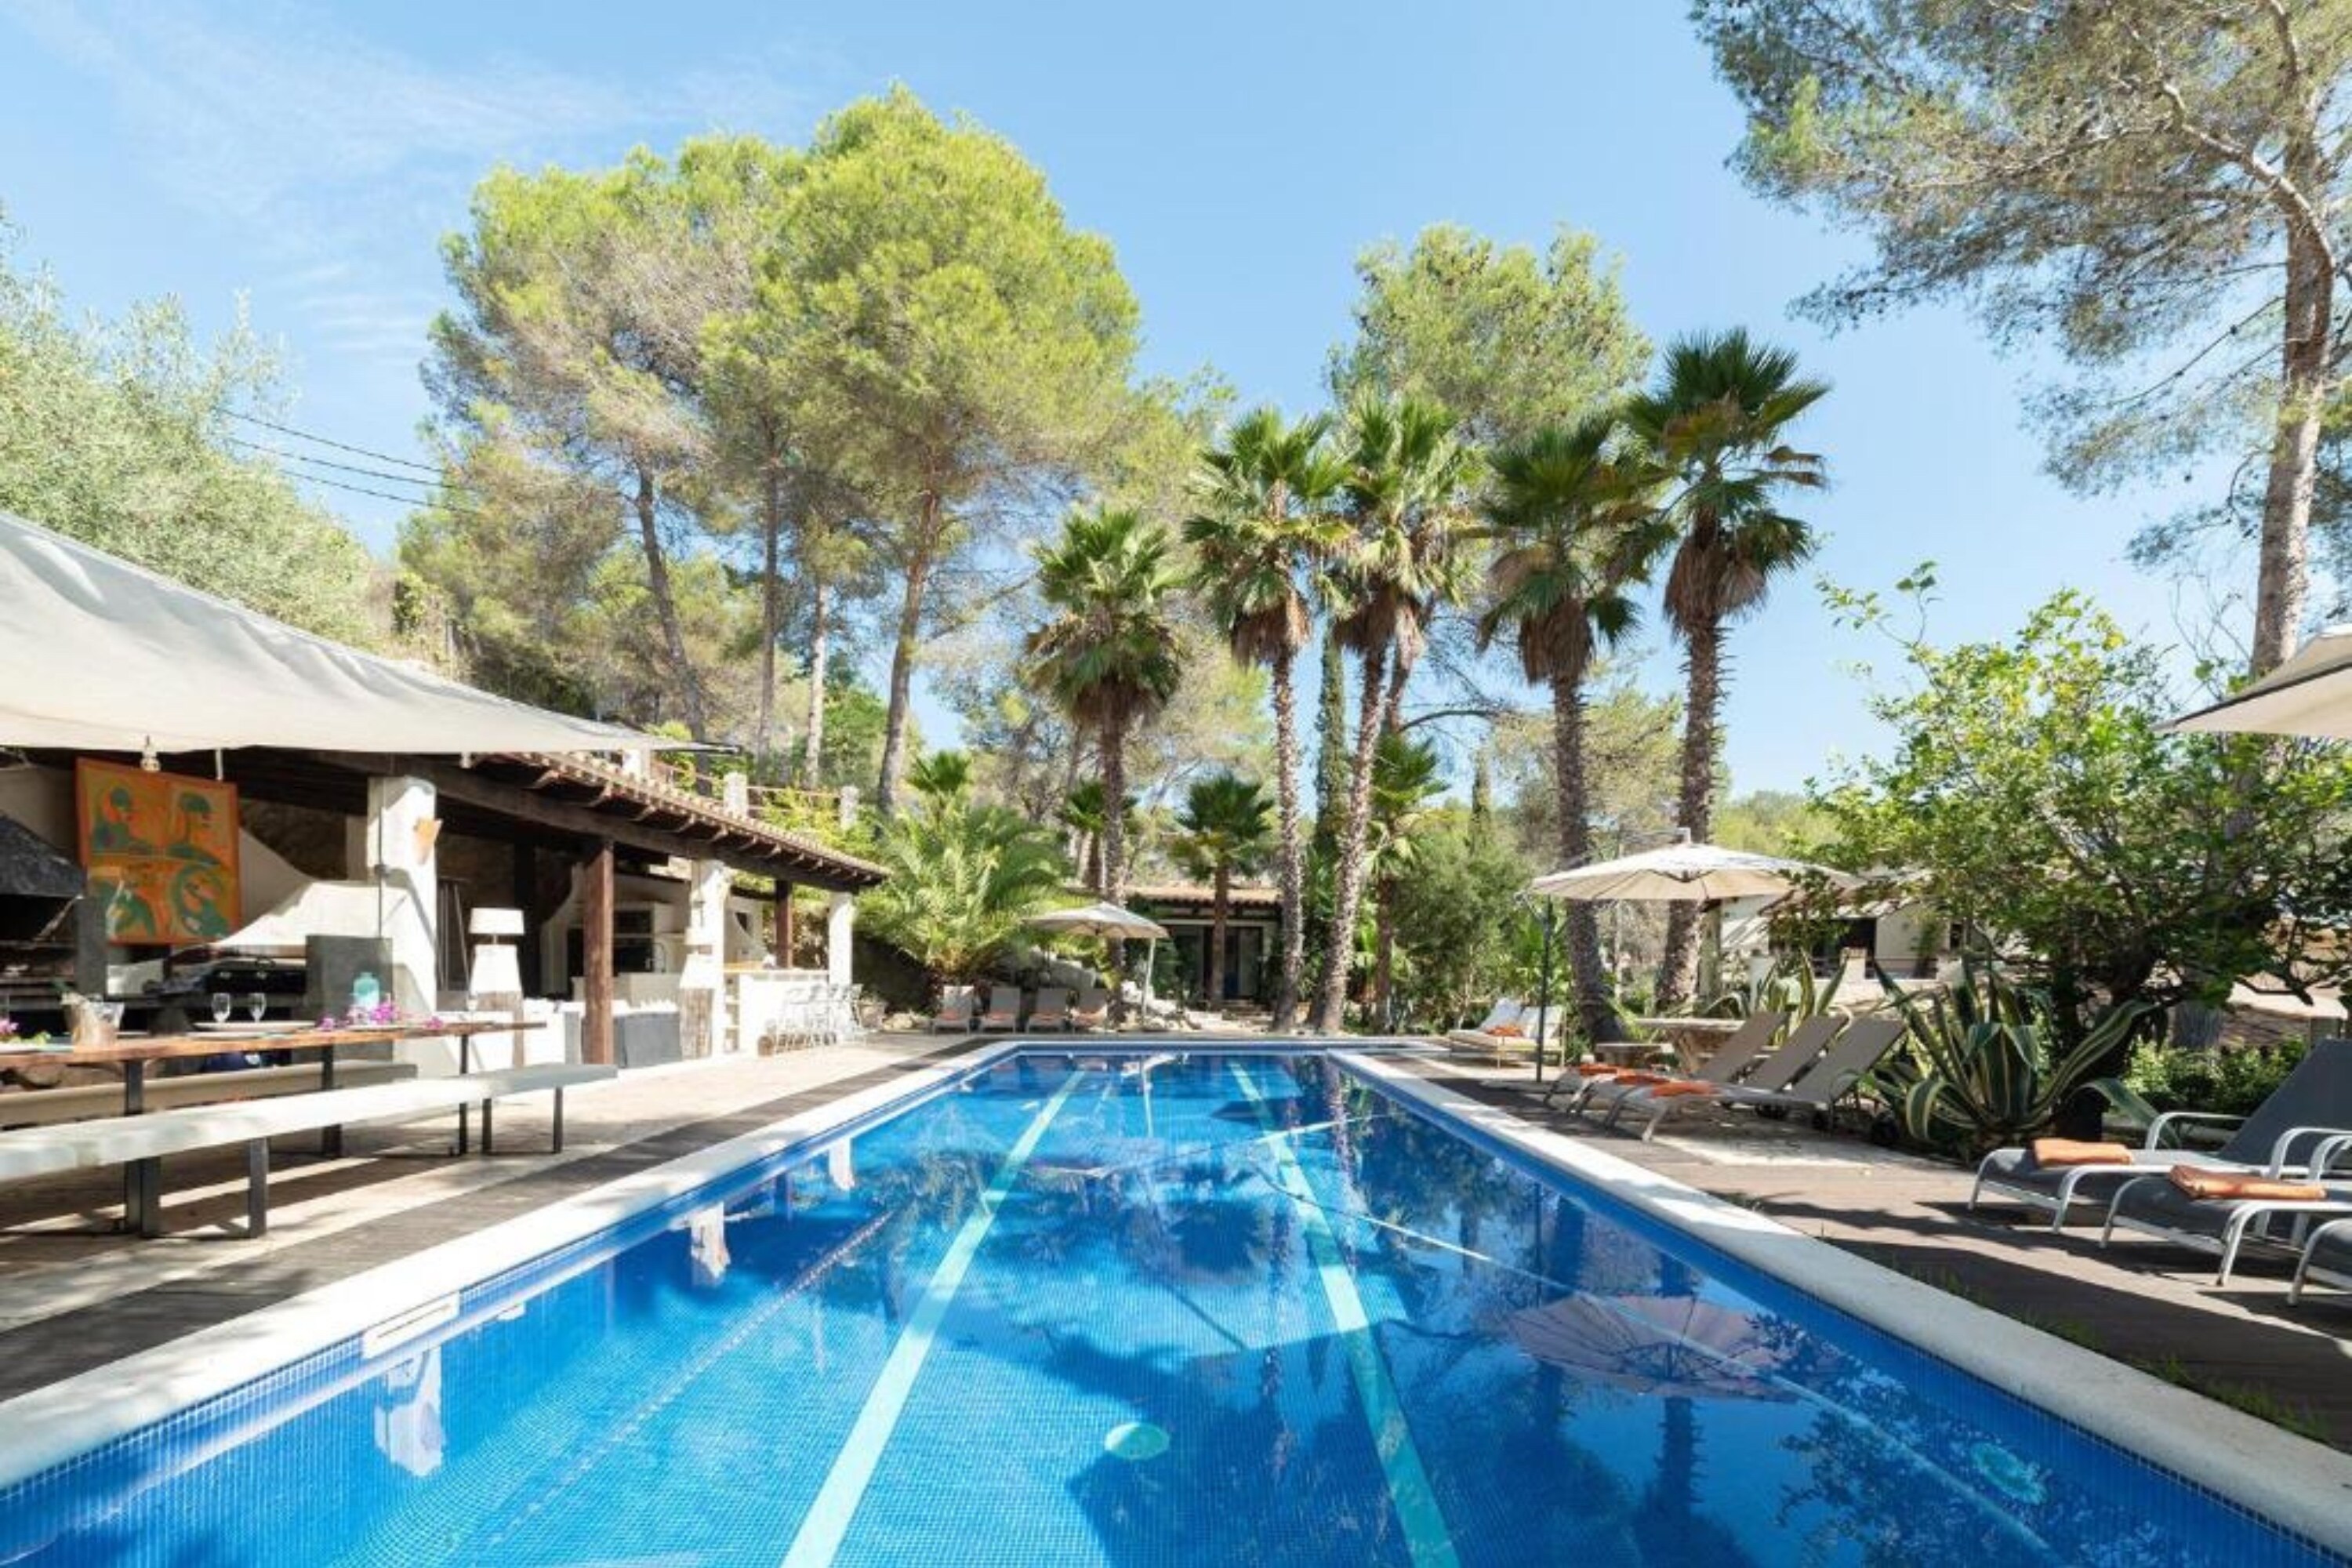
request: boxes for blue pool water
[1,1051,2339,1566]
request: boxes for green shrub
[2122,1039,2308,1120]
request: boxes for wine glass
[210,992,234,1027]
[245,993,268,1024]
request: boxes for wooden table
[1627,1015,1744,1072]
[0,1019,545,1220]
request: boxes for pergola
[0,512,885,1064]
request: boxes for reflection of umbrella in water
[1504,1294,1794,1401]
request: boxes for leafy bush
[1871,964,2152,1157]
[2123,1039,2308,1120]
[858,798,1069,989]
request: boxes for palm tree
[906,748,973,804]
[1625,329,1828,1007]
[1185,407,1349,1029]
[1315,392,1480,1032]
[1174,771,1274,1011]
[1026,506,1185,907]
[860,797,1069,988]
[1056,779,1127,895]
[1365,731,1446,1027]
[1478,414,1669,1041]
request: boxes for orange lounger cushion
[1575,1063,1620,1077]
[2166,1167,2328,1203]
[1486,1022,1526,1038]
[1642,1081,1717,1100]
[2029,1138,2134,1169]
[1613,1071,1679,1087]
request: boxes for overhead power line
[224,434,474,496]
[216,407,443,476]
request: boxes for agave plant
[1871,963,2152,1156]
[1702,953,1838,1022]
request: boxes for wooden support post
[775,881,796,967]
[512,840,543,997]
[582,838,615,1067]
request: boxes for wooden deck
[0,1034,984,1401]
[1404,1053,2352,1453]
[0,1035,2345,1461]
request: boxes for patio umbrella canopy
[1030,901,1170,1010]
[2169,625,2352,740]
[1527,841,1853,903]
[0,511,664,756]
[1027,902,1170,940]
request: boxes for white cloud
[6,1,838,367]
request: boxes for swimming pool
[1,1048,2343,1566]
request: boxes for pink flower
[318,1014,339,1030]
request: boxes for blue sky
[0,2,2220,793]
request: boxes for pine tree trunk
[633,466,709,740]
[1553,673,1611,1044]
[876,498,940,816]
[1269,641,1306,1029]
[802,567,830,785]
[2251,216,2333,676]
[1657,619,1722,1008]
[752,463,784,764]
[1209,862,1230,1012]
[1314,641,1390,1032]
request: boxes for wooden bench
[0,1063,617,1238]
[0,1062,418,1127]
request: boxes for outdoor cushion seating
[0,1060,416,1128]
[1580,1012,1840,1127]
[2100,1136,2352,1285]
[978,985,1022,1032]
[1029,988,1072,1033]
[1969,1038,2352,1229]
[928,985,976,1033]
[2289,1217,2352,1305]
[1071,988,1111,1031]
[0,1062,615,1238]
[1540,1009,1786,1112]
[1605,1015,1909,1142]
[1447,999,1522,1052]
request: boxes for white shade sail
[0,511,662,756]
[1029,901,1171,940]
[1529,841,1853,904]
[2169,626,2352,740]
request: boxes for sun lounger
[2289,1216,2352,1305]
[2100,1142,2352,1285]
[1447,998,1522,1053]
[1538,1009,1786,1112]
[978,985,1022,1033]
[1029,988,1072,1033]
[1608,1015,1907,1142]
[1970,1037,2352,1229]
[1581,1013,1841,1127]
[1071,988,1110,1031]
[928,985,977,1033]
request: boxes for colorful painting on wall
[74,760,241,946]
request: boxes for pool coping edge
[1341,1051,2352,1560]
[0,1040,1025,1490]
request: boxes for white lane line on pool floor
[777,1075,1081,1568]
[1231,1066,1461,1568]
